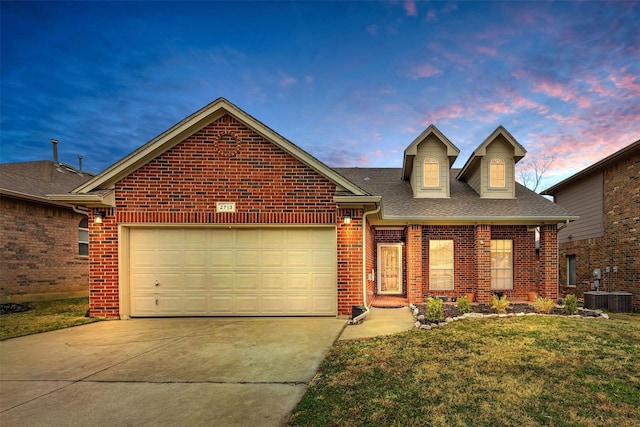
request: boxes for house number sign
[216,202,236,213]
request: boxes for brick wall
[406,225,423,304]
[492,225,540,300]
[558,150,639,308]
[1,196,89,297]
[422,225,476,299]
[337,209,363,315]
[89,114,342,318]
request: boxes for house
[542,140,639,310]
[49,98,576,318]
[1,145,93,301]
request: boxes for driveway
[0,317,346,426]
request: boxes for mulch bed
[0,303,33,315]
[415,303,602,326]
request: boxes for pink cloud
[305,75,314,84]
[279,75,297,88]
[476,45,497,56]
[426,9,437,21]
[609,71,640,96]
[404,0,417,17]
[408,63,443,79]
[531,81,573,102]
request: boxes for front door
[377,244,403,294]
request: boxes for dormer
[456,126,526,199]
[402,125,460,198]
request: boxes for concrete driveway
[0,317,346,427]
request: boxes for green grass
[0,297,100,340]
[290,314,640,427]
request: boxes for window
[567,255,576,286]
[491,240,512,290]
[490,158,505,187]
[429,240,454,290]
[423,157,439,187]
[78,217,89,256]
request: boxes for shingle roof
[334,167,576,222]
[0,161,93,204]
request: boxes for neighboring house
[1,154,93,300]
[50,98,576,318]
[542,140,639,310]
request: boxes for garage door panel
[262,274,285,289]
[184,273,208,290]
[129,227,336,316]
[210,274,233,290]
[236,274,260,290]
[210,250,233,267]
[287,273,310,290]
[236,250,259,267]
[262,250,285,267]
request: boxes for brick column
[540,224,559,302]
[406,225,423,304]
[337,208,363,315]
[476,224,492,303]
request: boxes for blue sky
[1,0,639,191]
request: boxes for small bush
[563,294,578,315]
[426,297,444,322]
[489,294,510,314]
[457,296,472,314]
[534,296,556,314]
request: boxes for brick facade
[89,114,347,318]
[1,196,89,297]
[558,150,639,309]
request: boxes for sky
[1,0,639,192]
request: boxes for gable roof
[55,98,369,206]
[334,167,577,224]
[456,126,527,181]
[401,124,460,180]
[0,160,93,207]
[542,139,640,196]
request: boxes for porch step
[371,295,409,308]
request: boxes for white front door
[377,244,403,294]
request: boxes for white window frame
[429,240,454,290]
[423,157,440,188]
[78,217,89,257]
[490,157,506,188]
[491,240,513,290]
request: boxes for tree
[517,154,556,193]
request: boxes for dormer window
[490,158,505,187]
[423,157,439,187]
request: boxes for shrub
[426,297,444,322]
[489,294,510,314]
[563,294,578,315]
[534,296,556,314]
[457,296,472,314]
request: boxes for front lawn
[0,297,100,340]
[290,314,640,427]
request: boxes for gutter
[350,203,382,324]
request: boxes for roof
[457,126,526,181]
[0,161,93,207]
[61,98,369,207]
[542,139,640,196]
[334,167,577,224]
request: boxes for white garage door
[129,227,337,316]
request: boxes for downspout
[350,203,382,324]
[557,219,570,232]
[72,205,89,216]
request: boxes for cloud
[476,45,497,56]
[403,0,417,17]
[408,63,443,79]
[366,24,378,36]
[279,75,297,88]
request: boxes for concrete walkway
[339,307,415,340]
[0,317,346,427]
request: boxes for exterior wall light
[344,212,351,225]
[94,212,105,224]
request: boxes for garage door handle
[155,280,160,287]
